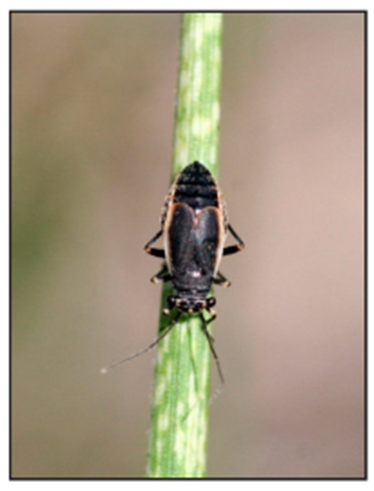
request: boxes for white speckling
[156,438,164,459]
[193,26,204,52]
[174,427,186,461]
[155,380,166,405]
[206,14,222,34]
[179,70,190,94]
[177,400,186,418]
[189,386,198,410]
[166,361,173,382]
[211,101,220,123]
[195,57,204,76]
[158,414,169,432]
[179,325,187,341]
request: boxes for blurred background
[11,13,364,478]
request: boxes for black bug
[102,162,244,383]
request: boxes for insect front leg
[223,224,245,256]
[144,229,165,258]
[200,311,224,385]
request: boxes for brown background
[12,12,364,478]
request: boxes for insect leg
[201,312,225,386]
[101,311,182,374]
[144,229,165,258]
[223,224,245,256]
[150,263,172,284]
[213,271,231,287]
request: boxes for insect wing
[165,202,195,274]
[166,202,224,279]
[194,207,224,277]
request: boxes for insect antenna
[200,313,225,387]
[101,311,182,374]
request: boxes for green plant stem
[146,13,223,478]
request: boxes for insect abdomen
[173,161,219,210]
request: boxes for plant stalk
[146,13,223,478]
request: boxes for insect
[102,162,244,383]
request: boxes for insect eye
[207,297,216,308]
[193,302,203,312]
[179,300,189,311]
